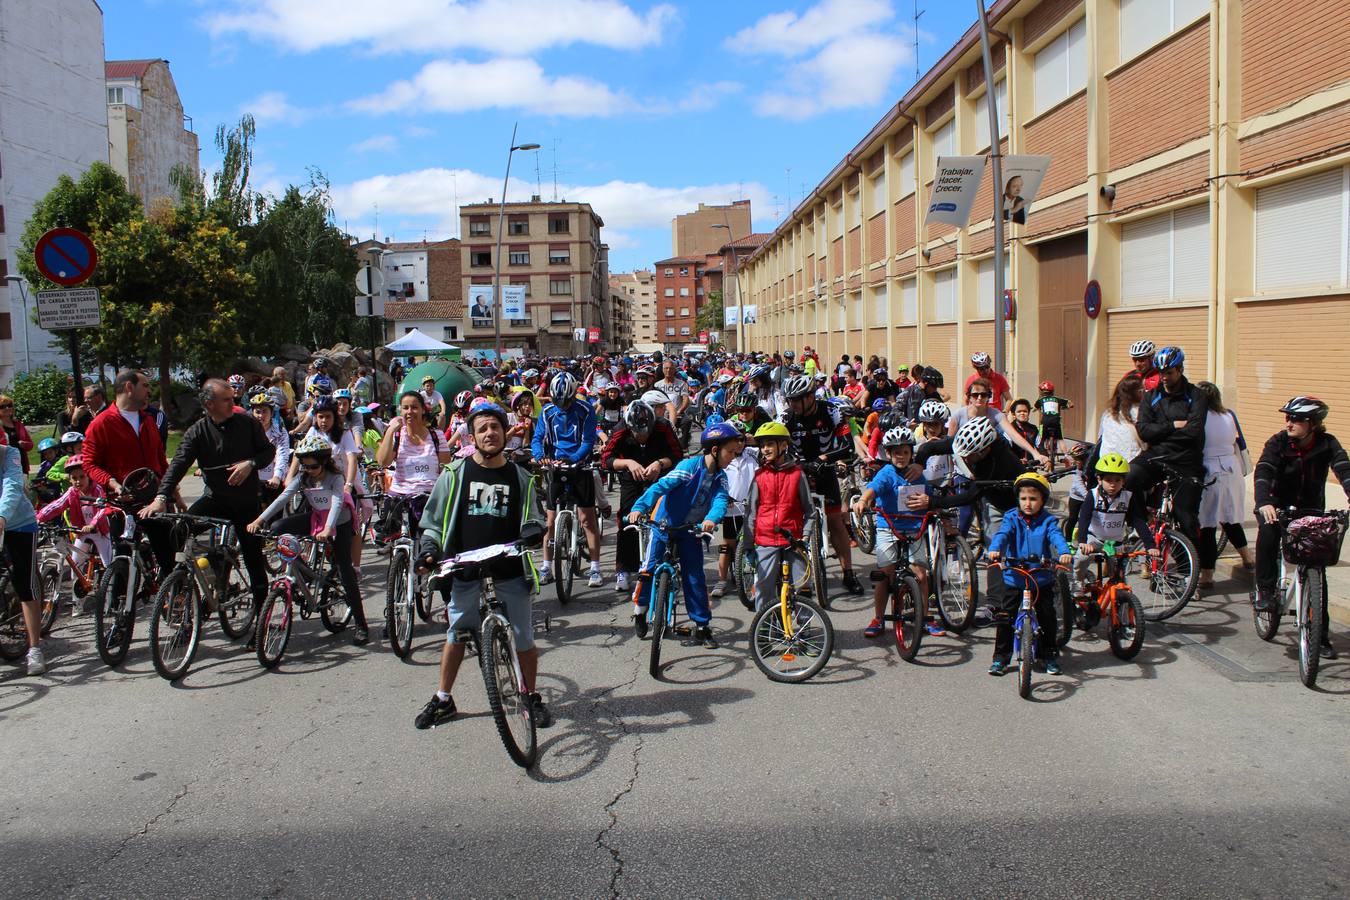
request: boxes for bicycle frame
[269,537,333,614]
[1079,548,1149,624]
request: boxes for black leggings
[5,530,36,604]
[615,479,646,574]
[1198,523,1248,570]
[993,578,1058,663]
[273,513,366,628]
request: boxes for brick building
[672,200,752,257]
[740,0,1350,442]
[652,256,707,349]
[354,238,463,344]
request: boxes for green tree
[696,289,724,347]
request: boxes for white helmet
[782,374,814,399]
[641,389,670,406]
[1129,339,1156,360]
[917,399,950,424]
[970,351,990,367]
[882,426,916,448]
[952,416,999,456]
[549,371,578,402]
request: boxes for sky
[105,1,975,272]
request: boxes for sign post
[355,264,386,402]
[34,227,99,392]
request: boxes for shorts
[875,527,930,570]
[445,575,536,652]
[545,468,597,510]
[1040,422,1063,441]
[808,467,843,512]
[722,514,745,540]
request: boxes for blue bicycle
[993,556,1066,699]
[628,519,712,680]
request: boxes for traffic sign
[34,228,98,287]
[36,288,102,330]
[1084,280,1102,319]
[354,295,386,317]
[355,265,385,296]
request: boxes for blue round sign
[1084,279,1102,319]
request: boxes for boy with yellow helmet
[1071,452,1157,590]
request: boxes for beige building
[105,59,199,210]
[612,270,658,347]
[460,198,607,356]
[741,0,1350,443]
[673,200,752,258]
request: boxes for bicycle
[872,509,931,662]
[800,461,836,608]
[146,513,254,681]
[991,556,1067,700]
[383,496,432,659]
[36,520,105,631]
[1251,509,1347,689]
[922,506,979,633]
[843,460,878,555]
[629,519,713,681]
[1060,543,1147,660]
[1123,462,1202,621]
[92,469,163,668]
[430,540,540,769]
[540,460,600,605]
[252,532,354,669]
[0,551,51,663]
[748,527,834,682]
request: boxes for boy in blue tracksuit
[532,372,603,585]
[985,471,1073,676]
[627,423,743,648]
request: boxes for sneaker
[352,625,370,646]
[988,659,1008,676]
[528,692,554,728]
[537,564,553,584]
[710,580,728,598]
[615,571,629,593]
[1045,659,1063,675]
[26,646,47,676]
[695,624,718,649]
[1320,639,1338,660]
[863,618,885,638]
[599,503,613,519]
[587,569,603,588]
[842,571,864,596]
[414,694,457,730]
[925,620,947,637]
[1253,586,1276,611]
[633,610,649,639]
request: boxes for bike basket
[1283,515,1346,567]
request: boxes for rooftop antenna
[913,0,925,83]
[373,203,379,240]
[551,141,559,202]
[534,148,543,197]
[452,171,460,238]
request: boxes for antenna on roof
[373,203,379,240]
[913,0,925,83]
[534,149,542,198]
[552,141,560,202]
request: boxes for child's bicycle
[748,527,834,682]
[252,532,355,669]
[627,518,713,681]
[1126,461,1204,620]
[36,520,105,631]
[872,509,933,662]
[1060,542,1147,660]
[991,556,1068,700]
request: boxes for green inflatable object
[399,359,483,404]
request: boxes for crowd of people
[6,339,1347,727]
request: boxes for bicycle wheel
[554,512,574,605]
[319,572,353,632]
[1127,529,1199,621]
[416,567,435,622]
[1298,568,1325,689]
[891,576,924,662]
[38,562,61,635]
[255,584,292,669]
[217,554,256,640]
[935,536,978,633]
[809,524,828,609]
[847,491,876,555]
[149,570,201,681]
[1017,614,1035,699]
[1108,590,1146,661]
[0,574,25,662]
[262,534,283,576]
[386,549,415,659]
[1252,569,1287,641]
[735,548,756,612]
[749,595,834,682]
[94,557,135,668]
[648,570,670,680]
[1055,571,1074,649]
[480,616,538,768]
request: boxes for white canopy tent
[384,328,456,355]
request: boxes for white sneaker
[710,580,728,598]
[537,564,553,584]
[26,647,47,676]
[587,568,604,588]
[615,571,630,593]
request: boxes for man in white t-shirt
[421,375,448,431]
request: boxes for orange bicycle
[1060,544,1147,660]
[36,522,106,630]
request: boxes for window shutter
[871,285,888,325]
[898,151,915,198]
[934,270,957,320]
[1255,168,1345,292]
[1121,213,1172,303]
[976,256,1010,317]
[1034,30,1067,114]
[900,279,917,323]
[1171,204,1211,300]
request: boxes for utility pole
[976,0,1007,375]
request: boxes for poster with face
[999,155,1052,225]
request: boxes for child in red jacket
[742,422,813,611]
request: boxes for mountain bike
[1252,509,1347,689]
[146,513,254,681]
[992,557,1067,700]
[252,532,354,669]
[872,510,929,662]
[749,527,834,682]
[629,520,712,681]
[800,461,834,608]
[843,460,877,555]
[540,461,599,605]
[1061,543,1147,660]
[923,507,979,632]
[383,496,432,659]
[431,540,540,769]
[1123,462,1202,621]
[92,470,164,668]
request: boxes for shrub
[7,365,70,423]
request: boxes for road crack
[591,603,645,898]
[105,781,192,866]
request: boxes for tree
[696,289,724,347]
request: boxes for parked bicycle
[252,532,354,669]
[748,526,834,682]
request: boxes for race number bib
[1042,399,1060,416]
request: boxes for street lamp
[710,223,743,352]
[492,123,540,363]
[3,274,32,373]
[366,245,387,400]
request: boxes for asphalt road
[3,478,1349,899]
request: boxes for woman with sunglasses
[0,395,33,475]
[948,377,1047,468]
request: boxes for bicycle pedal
[673,624,693,637]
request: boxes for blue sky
[106,1,974,271]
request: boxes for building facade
[354,238,462,344]
[105,59,199,211]
[613,269,658,348]
[652,256,707,349]
[672,200,752,257]
[460,198,606,357]
[0,0,108,382]
[741,0,1350,442]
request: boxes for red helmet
[1038,380,1055,393]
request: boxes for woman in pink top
[36,456,113,567]
[375,391,454,525]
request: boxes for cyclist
[249,390,291,507]
[601,400,681,594]
[1127,346,1208,544]
[862,368,900,410]
[413,402,550,730]
[965,352,1011,410]
[532,371,603,588]
[1252,397,1350,659]
[632,365,658,403]
[655,359,692,442]
[506,390,537,455]
[854,426,933,638]
[0,429,44,674]
[728,388,772,438]
[743,422,811,611]
[915,400,954,485]
[1128,340,1161,391]
[627,422,739,647]
[37,455,114,573]
[596,383,625,440]
[948,378,1047,466]
[779,374,864,595]
[31,437,63,504]
[711,421,757,599]
[1034,381,1072,461]
[1072,452,1156,590]
[376,390,453,527]
[898,367,945,423]
[748,364,785,419]
[421,375,448,431]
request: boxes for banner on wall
[467,284,493,327]
[924,156,985,227]
[741,305,758,325]
[501,284,527,319]
[587,327,601,343]
[724,305,740,326]
[999,155,1052,225]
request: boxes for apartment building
[673,200,752,257]
[652,256,707,349]
[105,59,199,211]
[460,198,606,356]
[613,269,658,347]
[352,238,462,343]
[741,0,1350,441]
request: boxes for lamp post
[4,275,32,373]
[492,123,540,363]
[976,0,1007,375]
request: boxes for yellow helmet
[1095,452,1130,475]
[1014,471,1051,498]
[755,422,790,440]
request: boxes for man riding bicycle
[532,371,603,588]
[1125,346,1208,544]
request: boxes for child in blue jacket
[985,471,1072,676]
[627,423,742,648]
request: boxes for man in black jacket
[1126,346,1207,541]
[600,401,682,595]
[140,379,276,612]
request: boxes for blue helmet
[37,437,58,453]
[700,421,742,451]
[871,398,889,412]
[550,371,578,402]
[1154,346,1185,370]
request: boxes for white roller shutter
[1254,167,1347,292]
[976,256,1011,317]
[933,269,957,320]
[899,278,917,323]
[871,284,888,325]
[1121,213,1172,303]
[898,151,915,197]
[1171,204,1211,300]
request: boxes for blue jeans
[637,527,711,625]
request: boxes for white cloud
[351,57,629,117]
[350,134,399,154]
[240,90,311,124]
[207,0,677,55]
[727,0,893,56]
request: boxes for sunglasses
[1285,415,1311,424]
[301,462,324,471]
[968,391,991,399]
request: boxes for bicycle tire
[892,576,924,662]
[1055,571,1074,649]
[1108,590,1146,661]
[0,574,25,662]
[386,549,415,659]
[262,535,283,576]
[1298,568,1325,689]
[648,570,670,680]
[935,535,979,633]
[319,573,352,633]
[1252,577,1283,641]
[847,491,876,555]
[749,595,834,682]
[480,616,538,769]
[809,523,829,609]
[255,584,291,669]
[39,562,61,635]
[735,548,756,612]
[149,569,201,681]
[416,568,435,622]
[1129,529,1199,621]
[554,512,574,605]
[1017,614,1035,699]
[218,554,256,640]
[94,556,135,668]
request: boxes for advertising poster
[501,284,527,319]
[999,155,1052,225]
[724,305,740,326]
[587,327,601,343]
[468,284,493,326]
[741,305,758,325]
[924,156,985,227]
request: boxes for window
[899,278,917,323]
[469,219,491,236]
[696,287,704,296]
[1254,167,1349,292]
[896,149,915,199]
[470,249,491,267]
[549,249,570,265]
[835,298,846,330]
[666,326,676,337]
[665,307,675,317]
[403,282,416,298]
[508,219,529,235]
[664,268,674,276]
[847,191,861,229]
[679,287,690,297]
[1120,204,1211,303]
[975,78,1008,151]
[1121,0,1208,62]
[975,256,1011,317]
[930,117,955,161]
[107,87,123,104]
[508,250,530,266]
[549,279,572,295]
[551,310,571,324]
[680,326,691,336]
[869,170,886,213]
[933,269,957,320]
[549,217,569,234]
[442,326,458,340]
[680,307,689,316]
[870,284,888,325]
[1033,17,1087,114]
[679,267,689,276]
[514,280,532,297]
[664,288,675,297]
